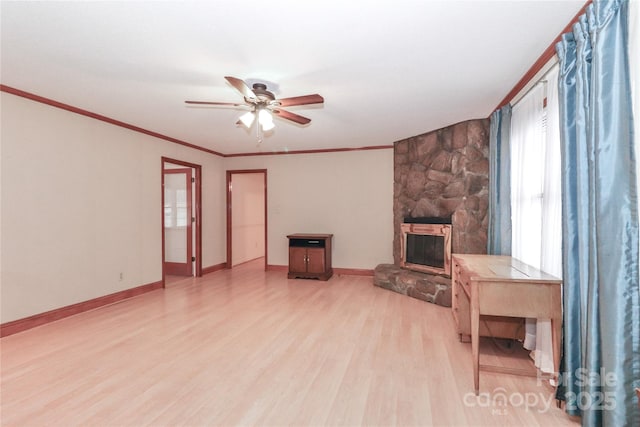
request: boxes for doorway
[162,157,202,285]
[226,170,267,270]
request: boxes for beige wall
[0,93,226,322]
[225,149,394,269]
[0,92,394,323]
[231,173,265,266]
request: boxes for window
[510,68,561,277]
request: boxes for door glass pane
[164,173,187,263]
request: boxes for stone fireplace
[374,118,490,307]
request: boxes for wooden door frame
[162,157,202,285]
[226,169,268,270]
[163,168,193,276]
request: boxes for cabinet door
[289,247,308,273]
[306,248,326,274]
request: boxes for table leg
[551,315,562,382]
[471,283,480,395]
[551,288,562,384]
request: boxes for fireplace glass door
[406,234,445,269]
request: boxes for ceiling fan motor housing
[250,83,275,103]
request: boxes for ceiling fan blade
[185,100,244,106]
[276,94,324,107]
[271,108,311,125]
[224,76,257,101]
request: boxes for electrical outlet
[119,272,123,281]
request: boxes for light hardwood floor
[1,259,579,426]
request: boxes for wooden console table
[451,254,562,395]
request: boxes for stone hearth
[373,264,452,307]
[374,118,490,307]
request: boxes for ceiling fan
[185,76,324,140]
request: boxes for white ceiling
[1,1,584,155]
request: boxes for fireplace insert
[400,221,452,276]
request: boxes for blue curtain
[555,1,640,425]
[488,104,512,255]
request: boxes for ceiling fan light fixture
[258,109,274,131]
[239,111,255,128]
